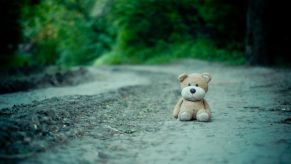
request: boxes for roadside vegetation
[1,0,247,69]
[1,0,289,69]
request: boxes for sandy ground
[0,59,291,164]
[0,67,149,109]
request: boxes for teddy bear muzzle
[181,86,206,101]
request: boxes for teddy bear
[173,73,212,122]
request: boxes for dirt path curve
[1,60,291,164]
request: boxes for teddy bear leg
[178,111,193,121]
[196,109,210,122]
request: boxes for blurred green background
[0,0,290,69]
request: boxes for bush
[95,0,246,65]
[5,0,247,68]
[19,0,115,66]
[112,0,204,47]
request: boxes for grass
[94,38,246,66]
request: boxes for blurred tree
[2,0,289,68]
[246,0,291,65]
[19,0,115,66]
[198,0,247,50]
[104,0,247,64]
[0,0,22,56]
[0,0,42,68]
[245,0,271,65]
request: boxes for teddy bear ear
[201,73,212,83]
[178,73,188,82]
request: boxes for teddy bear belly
[180,101,205,115]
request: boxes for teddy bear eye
[188,83,191,86]
[195,84,198,87]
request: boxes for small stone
[98,152,109,159]
[24,137,31,143]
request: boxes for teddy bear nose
[190,88,196,94]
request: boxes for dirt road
[1,60,291,164]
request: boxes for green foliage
[4,0,247,69]
[95,39,245,65]
[94,51,123,66]
[95,0,246,65]
[197,0,247,48]
[19,0,115,67]
[111,0,204,47]
[1,55,31,69]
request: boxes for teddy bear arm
[203,100,211,117]
[173,98,183,118]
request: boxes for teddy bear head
[178,73,211,101]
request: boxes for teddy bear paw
[179,112,192,121]
[197,112,210,122]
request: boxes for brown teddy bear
[173,73,212,122]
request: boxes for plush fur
[173,73,212,122]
